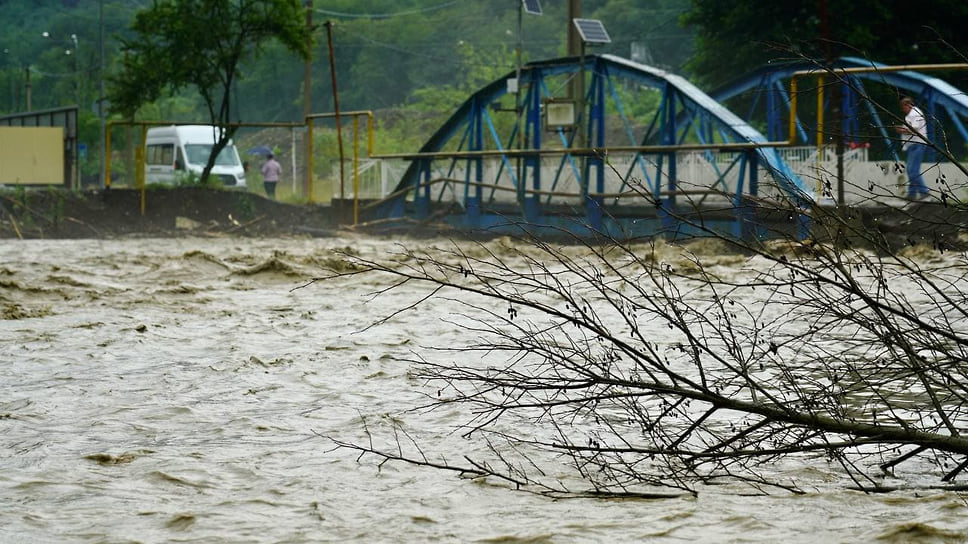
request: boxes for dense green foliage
[0,1,693,125]
[2,0,966,167]
[109,0,310,182]
[682,0,968,88]
[111,0,310,118]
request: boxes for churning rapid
[1,236,966,543]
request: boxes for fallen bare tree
[317,63,968,498]
[317,201,968,497]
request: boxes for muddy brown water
[1,236,966,542]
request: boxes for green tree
[589,0,694,72]
[108,0,311,184]
[682,0,968,89]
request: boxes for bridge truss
[367,55,967,240]
[372,54,808,240]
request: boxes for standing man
[895,96,930,200]
[261,153,282,199]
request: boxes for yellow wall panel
[0,127,64,185]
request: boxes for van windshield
[184,144,240,167]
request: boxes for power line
[335,26,517,71]
[313,0,463,20]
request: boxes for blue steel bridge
[361,54,968,241]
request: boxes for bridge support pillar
[733,204,759,241]
[524,195,540,222]
[585,196,604,231]
[415,160,432,219]
[658,200,678,239]
[797,212,811,241]
[388,197,405,218]
[415,196,430,219]
[465,196,482,228]
[413,193,430,219]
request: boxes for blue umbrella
[247,145,273,156]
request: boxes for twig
[0,194,54,225]
[224,214,266,233]
[64,216,101,237]
[8,215,22,239]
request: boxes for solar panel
[572,18,611,44]
[522,0,542,15]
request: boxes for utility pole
[567,0,582,58]
[819,0,844,204]
[515,0,524,206]
[303,0,313,199]
[25,66,31,111]
[325,20,344,215]
[568,0,582,148]
[303,1,313,121]
[516,0,523,146]
[99,0,106,188]
[71,33,79,106]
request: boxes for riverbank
[2,186,966,251]
[0,188,339,239]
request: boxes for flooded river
[1,236,966,542]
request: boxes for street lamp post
[40,30,82,189]
[70,33,79,106]
[42,31,80,106]
[5,45,32,111]
[99,0,106,188]
[2,48,14,111]
[25,65,31,111]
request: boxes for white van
[144,125,247,188]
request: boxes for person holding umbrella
[261,152,282,199]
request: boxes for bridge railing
[766,145,967,204]
[365,148,967,210]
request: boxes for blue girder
[384,53,809,229]
[711,57,968,157]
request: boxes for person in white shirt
[895,96,929,199]
[260,153,282,199]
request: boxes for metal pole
[816,75,824,199]
[302,0,313,199]
[819,0,844,204]
[324,20,344,209]
[291,129,297,193]
[352,115,358,224]
[302,1,312,121]
[306,117,314,199]
[516,0,524,204]
[71,34,78,106]
[105,120,112,187]
[99,0,106,188]
[567,0,582,57]
[567,0,581,106]
[516,1,522,115]
[579,42,586,148]
[25,66,30,111]
[794,63,968,76]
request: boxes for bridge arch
[366,56,967,240]
[372,54,808,239]
[711,57,968,160]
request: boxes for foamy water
[1,236,966,543]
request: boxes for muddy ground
[0,188,343,239]
[3,186,965,250]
